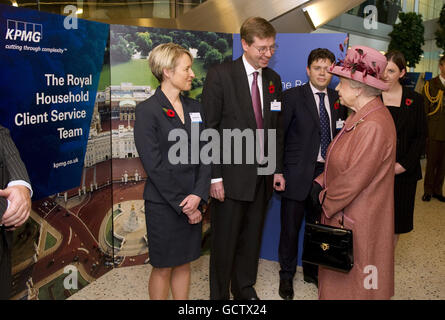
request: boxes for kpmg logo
[5,19,42,42]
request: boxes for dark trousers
[424,139,445,195]
[278,162,324,281]
[0,230,12,300]
[209,176,269,300]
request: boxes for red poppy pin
[334,99,340,110]
[405,98,413,106]
[162,107,175,118]
[268,81,275,94]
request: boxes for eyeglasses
[251,44,278,55]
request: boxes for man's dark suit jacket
[201,57,283,202]
[1,125,31,229]
[1,124,31,300]
[134,87,210,214]
[281,83,347,201]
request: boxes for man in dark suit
[422,56,445,202]
[202,17,285,300]
[278,49,347,300]
[0,124,32,299]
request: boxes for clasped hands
[0,185,32,230]
[180,194,202,224]
[209,174,286,202]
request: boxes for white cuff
[8,180,33,198]
[211,178,223,184]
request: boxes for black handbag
[302,215,354,273]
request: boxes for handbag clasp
[320,243,330,251]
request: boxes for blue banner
[0,4,109,199]
[233,33,348,91]
[233,33,348,263]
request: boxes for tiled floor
[70,166,445,300]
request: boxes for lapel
[302,83,320,128]
[181,95,192,133]
[262,68,272,130]
[154,87,187,129]
[328,88,340,135]
[232,57,257,129]
[394,86,412,133]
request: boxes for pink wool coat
[315,97,396,300]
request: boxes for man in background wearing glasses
[202,16,285,300]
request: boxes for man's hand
[273,174,285,191]
[210,181,225,202]
[0,185,31,228]
[186,209,202,224]
[180,194,201,215]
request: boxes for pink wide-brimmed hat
[329,45,389,91]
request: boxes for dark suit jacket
[134,87,210,214]
[201,56,283,202]
[281,83,347,201]
[0,124,31,247]
[0,125,31,219]
[387,86,427,182]
[422,76,445,141]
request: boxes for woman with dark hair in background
[382,51,427,244]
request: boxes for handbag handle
[316,191,345,228]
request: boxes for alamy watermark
[363,5,378,30]
[63,265,78,290]
[63,5,78,30]
[363,265,378,290]
[167,125,277,175]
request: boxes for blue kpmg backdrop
[0,4,350,261]
[233,33,348,263]
[0,4,108,199]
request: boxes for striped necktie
[316,92,331,159]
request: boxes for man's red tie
[251,72,263,129]
[252,72,264,163]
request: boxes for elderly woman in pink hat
[312,46,397,299]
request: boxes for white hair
[348,78,382,97]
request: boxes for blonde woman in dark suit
[382,51,427,244]
[134,43,210,300]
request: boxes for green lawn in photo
[44,232,57,251]
[97,63,110,92]
[38,270,89,300]
[109,58,210,99]
[110,57,208,85]
[111,59,158,88]
[11,218,40,266]
[191,58,206,79]
[108,49,232,100]
[105,209,122,249]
